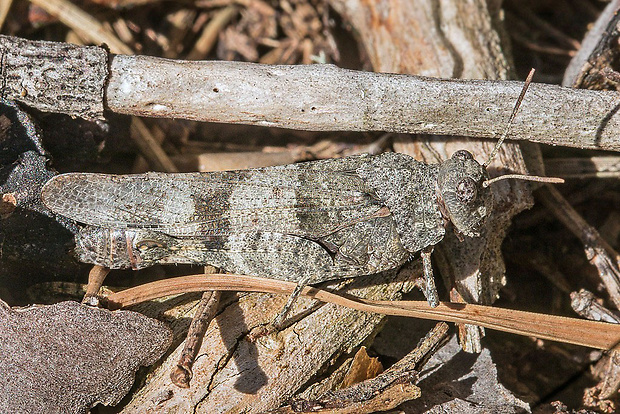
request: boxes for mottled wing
[158,215,410,281]
[41,155,383,238]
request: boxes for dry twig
[2,36,620,151]
[537,186,620,310]
[105,274,620,350]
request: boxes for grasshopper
[41,69,560,324]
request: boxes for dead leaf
[0,300,171,414]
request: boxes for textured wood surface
[120,272,414,412]
[0,35,107,120]
[106,54,620,151]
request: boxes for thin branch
[104,274,620,350]
[2,36,620,151]
[106,56,620,151]
[537,185,620,310]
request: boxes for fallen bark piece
[0,300,172,414]
[400,335,531,413]
[339,347,383,389]
[274,322,448,413]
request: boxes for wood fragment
[171,136,389,172]
[563,0,620,88]
[275,323,449,414]
[591,350,620,400]
[571,289,620,324]
[339,347,383,389]
[173,150,299,172]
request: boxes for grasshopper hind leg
[82,265,110,306]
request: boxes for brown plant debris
[0,300,172,414]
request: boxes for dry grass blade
[28,0,132,55]
[105,274,620,350]
[129,118,178,172]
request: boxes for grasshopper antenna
[483,68,536,168]
[483,174,564,188]
[482,68,565,187]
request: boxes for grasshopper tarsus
[272,280,309,329]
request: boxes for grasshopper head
[437,150,493,238]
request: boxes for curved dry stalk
[105,274,620,350]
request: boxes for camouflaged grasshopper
[41,70,560,323]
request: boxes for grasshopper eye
[136,239,166,251]
[452,150,473,161]
[456,178,477,203]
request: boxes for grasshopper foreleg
[420,247,439,307]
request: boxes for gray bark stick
[106,55,620,151]
[1,35,619,151]
[0,35,107,120]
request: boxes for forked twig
[170,290,221,388]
